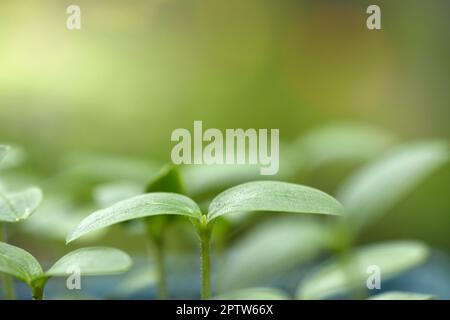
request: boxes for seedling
[296,140,449,299]
[0,242,131,299]
[0,145,43,299]
[67,180,343,299]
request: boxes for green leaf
[0,145,10,164]
[0,242,44,285]
[67,193,202,243]
[297,241,429,299]
[218,217,327,291]
[369,291,437,300]
[293,123,396,171]
[0,187,43,222]
[337,141,449,231]
[208,181,343,222]
[145,164,186,194]
[46,247,132,277]
[214,287,290,300]
[21,196,106,242]
[0,145,26,170]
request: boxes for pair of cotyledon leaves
[64,179,343,299]
[67,180,345,243]
[0,242,131,294]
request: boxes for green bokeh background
[0,0,449,253]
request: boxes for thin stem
[145,219,168,300]
[199,223,212,300]
[153,237,168,299]
[331,224,366,300]
[340,251,367,300]
[1,274,15,300]
[31,283,45,300]
[0,223,16,300]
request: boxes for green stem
[1,275,15,300]
[0,224,16,300]
[340,251,367,300]
[31,283,45,300]
[145,219,168,300]
[199,221,212,300]
[329,222,366,299]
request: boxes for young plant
[67,180,343,299]
[0,242,131,300]
[0,145,43,299]
[297,140,449,299]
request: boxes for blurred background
[0,0,449,299]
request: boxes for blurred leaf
[182,164,262,197]
[67,193,202,243]
[46,247,132,277]
[369,291,437,300]
[208,181,343,222]
[0,145,26,170]
[146,164,185,194]
[214,287,290,300]
[93,181,144,208]
[218,217,326,291]
[297,241,429,299]
[0,242,130,299]
[109,266,157,298]
[21,196,105,242]
[337,141,448,231]
[294,123,397,171]
[0,241,43,285]
[0,145,10,164]
[61,153,159,183]
[0,187,43,222]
